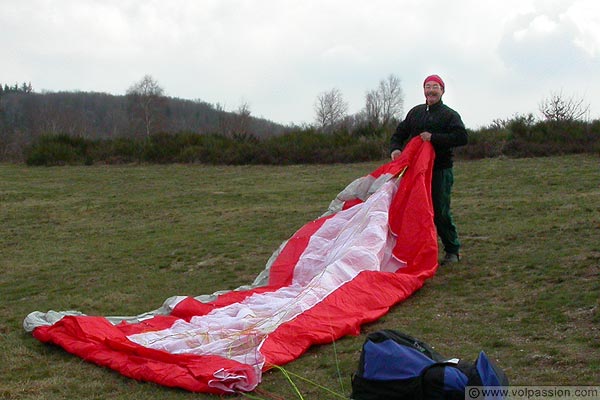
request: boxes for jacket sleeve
[430,109,468,148]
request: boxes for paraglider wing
[24,137,438,393]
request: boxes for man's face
[424,82,444,105]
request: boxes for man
[390,74,468,265]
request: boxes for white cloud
[479,1,599,125]
[565,0,600,56]
[513,15,558,40]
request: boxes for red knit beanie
[423,74,445,90]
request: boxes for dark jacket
[390,100,468,170]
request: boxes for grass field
[1,155,599,399]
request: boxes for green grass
[1,155,599,399]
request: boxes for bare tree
[365,89,382,127]
[539,91,590,122]
[379,74,404,127]
[365,74,404,129]
[232,101,253,138]
[314,88,348,132]
[126,75,166,137]
[212,101,253,138]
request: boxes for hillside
[0,90,288,160]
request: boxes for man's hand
[419,131,432,141]
[391,149,402,160]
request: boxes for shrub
[25,134,91,166]
[88,137,140,164]
[24,117,599,166]
[258,129,383,165]
[456,128,509,159]
[458,116,600,160]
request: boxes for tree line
[0,81,33,95]
[0,76,288,161]
[2,75,599,164]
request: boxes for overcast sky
[2,0,599,128]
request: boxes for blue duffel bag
[350,330,509,400]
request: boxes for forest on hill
[0,79,287,161]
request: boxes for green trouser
[431,168,461,255]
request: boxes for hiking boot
[441,252,460,265]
